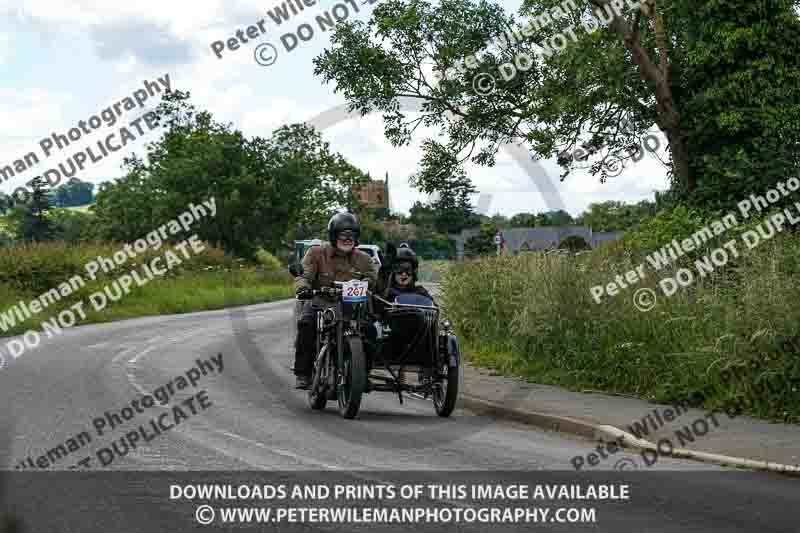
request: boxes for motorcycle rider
[293,212,378,389]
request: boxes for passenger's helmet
[393,246,419,285]
[395,246,418,269]
[327,212,360,247]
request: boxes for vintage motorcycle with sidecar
[289,264,461,420]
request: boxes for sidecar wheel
[434,336,461,417]
[338,336,367,419]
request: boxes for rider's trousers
[294,301,316,377]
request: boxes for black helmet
[392,247,419,287]
[327,212,360,246]
[392,248,419,288]
[394,246,418,269]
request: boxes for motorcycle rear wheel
[337,336,367,419]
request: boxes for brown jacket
[295,243,378,292]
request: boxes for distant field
[63,204,94,212]
[0,240,293,337]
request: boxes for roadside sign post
[494,232,504,256]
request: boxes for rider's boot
[295,375,311,389]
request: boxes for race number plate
[342,280,368,302]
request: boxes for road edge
[461,394,800,477]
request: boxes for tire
[434,336,460,417]
[307,343,329,410]
[337,336,367,419]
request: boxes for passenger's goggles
[336,229,357,241]
[393,263,413,275]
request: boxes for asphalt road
[0,299,797,532]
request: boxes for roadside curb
[461,395,600,440]
[594,425,800,476]
[461,394,800,477]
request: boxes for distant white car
[356,244,382,268]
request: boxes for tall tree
[50,178,95,207]
[464,223,500,256]
[314,0,800,208]
[576,199,656,230]
[10,176,55,242]
[508,212,540,227]
[92,91,370,256]
[542,209,574,225]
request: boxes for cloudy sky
[0,0,669,217]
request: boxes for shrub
[255,248,283,272]
[442,211,800,423]
[0,240,241,295]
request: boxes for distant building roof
[448,225,625,258]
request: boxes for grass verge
[441,210,800,424]
[0,241,294,337]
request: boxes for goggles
[336,229,357,241]
[393,262,413,274]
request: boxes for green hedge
[441,207,800,423]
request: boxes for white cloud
[12,0,225,33]
[0,33,9,64]
[0,87,73,150]
[0,0,670,217]
[112,52,138,75]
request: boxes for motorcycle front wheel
[307,342,330,410]
[337,336,367,419]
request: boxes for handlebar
[296,281,374,300]
[296,286,343,300]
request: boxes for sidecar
[367,292,461,417]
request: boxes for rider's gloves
[296,288,313,299]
